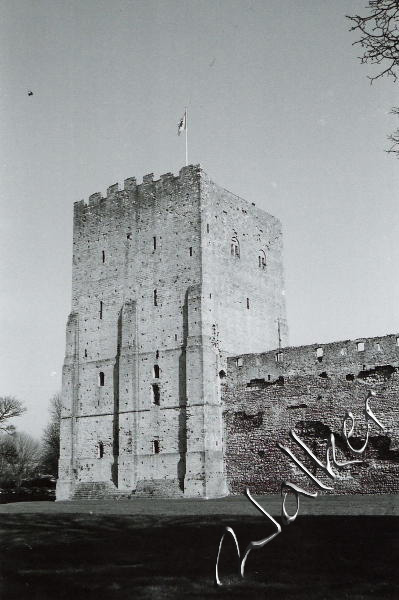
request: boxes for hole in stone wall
[99,371,105,386]
[153,364,160,378]
[207,223,210,233]
[153,236,157,250]
[258,250,266,269]
[219,370,226,379]
[153,440,160,454]
[319,371,329,379]
[97,441,104,458]
[233,411,263,430]
[357,364,396,381]
[127,232,132,240]
[100,301,103,319]
[153,289,158,306]
[102,250,105,263]
[84,349,87,358]
[295,420,331,439]
[346,374,355,381]
[231,236,240,258]
[189,247,192,256]
[246,297,250,309]
[152,383,160,405]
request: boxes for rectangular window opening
[100,301,103,320]
[153,236,157,250]
[153,289,158,306]
[153,440,160,454]
[275,352,283,363]
[246,298,250,309]
[102,250,105,263]
[152,383,160,405]
[357,341,365,352]
[189,247,192,256]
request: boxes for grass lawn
[0,497,398,599]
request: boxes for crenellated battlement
[227,333,399,385]
[73,164,201,215]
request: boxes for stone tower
[56,165,288,500]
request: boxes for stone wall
[200,172,288,356]
[223,334,399,495]
[57,165,287,499]
[58,166,205,498]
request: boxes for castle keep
[57,165,398,500]
[57,165,287,500]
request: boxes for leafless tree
[0,396,26,433]
[12,432,41,485]
[40,393,62,477]
[347,1,399,156]
[0,432,40,486]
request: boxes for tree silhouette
[347,1,399,156]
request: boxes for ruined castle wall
[199,172,288,357]
[223,334,399,495]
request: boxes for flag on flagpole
[177,110,187,136]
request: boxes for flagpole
[185,107,188,166]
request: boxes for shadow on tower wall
[177,290,189,491]
[112,310,122,487]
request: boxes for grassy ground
[0,497,398,599]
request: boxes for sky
[0,0,398,438]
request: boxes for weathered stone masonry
[224,335,399,494]
[57,164,398,499]
[57,165,287,500]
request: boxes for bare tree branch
[0,396,26,432]
[347,1,399,82]
[387,107,399,155]
[347,1,399,156]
